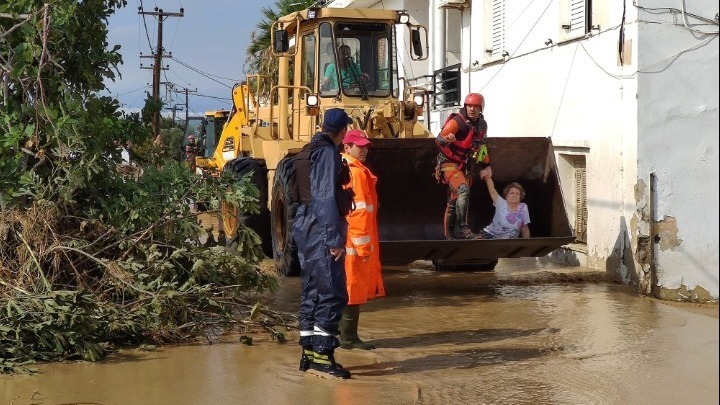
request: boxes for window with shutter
[560,0,592,41]
[484,0,505,62]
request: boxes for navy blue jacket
[293,132,348,249]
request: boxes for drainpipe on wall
[434,2,446,71]
[433,1,447,117]
[463,7,470,87]
[650,172,658,297]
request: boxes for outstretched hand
[480,167,493,180]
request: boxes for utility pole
[138,6,184,140]
[175,87,198,125]
[169,105,184,127]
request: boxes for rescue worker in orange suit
[185,134,199,172]
[435,92,491,239]
[293,108,354,379]
[339,130,385,350]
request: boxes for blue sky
[104,0,277,118]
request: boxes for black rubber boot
[339,305,376,350]
[299,335,314,371]
[299,347,314,371]
[310,350,351,379]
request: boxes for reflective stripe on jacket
[341,153,385,304]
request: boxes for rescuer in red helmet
[434,92,492,239]
[185,134,199,172]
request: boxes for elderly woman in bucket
[477,170,531,239]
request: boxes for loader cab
[181,116,205,160]
[316,21,398,100]
[182,111,229,159]
[285,18,403,139]
[201,110,229,158]
[276,12,426,102]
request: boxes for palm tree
[245,0,315,99]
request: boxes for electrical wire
[193,93,232,102]
[125,85,152,110]
[111,85,149,98]
[550,44,579,137]
[167,67,194,88]
[138,0,155,53]
[167,5,180,51]
[507,0,538,31]
[633,0,719,33]
[480,0,553,92]
[476,0,717,91]
[170,56,238,88]
[577,34,717,80]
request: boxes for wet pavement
[2,258,718,405]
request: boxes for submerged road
[2,258,718,405]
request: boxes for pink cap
[342,129,372,146]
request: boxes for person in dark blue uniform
[293,108,354,379]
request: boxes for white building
[327,0,719,301]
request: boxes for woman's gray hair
[503,182,526,199]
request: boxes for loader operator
[293,108,355,380]
[322,44,367,91]
[435,92,492,240]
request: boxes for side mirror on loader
[274,29,289,53]
[407,25,428,61]
[411,28,423,58]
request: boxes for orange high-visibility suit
[342,153,385,304]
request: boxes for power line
[193,93,232,101]
[138,0,155,52]
[170,56,240,86]
[110,85,149,98]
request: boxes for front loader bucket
[364,137,575,265]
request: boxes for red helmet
[464,93,485,111]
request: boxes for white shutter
[560,0,590,41]
[569,0,586,34]
[491,0,505,57]
[574,165,587,243]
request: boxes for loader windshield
[319,22,396,99]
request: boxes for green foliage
[0,291,112,373]
[0,0,294,374]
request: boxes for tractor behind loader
[197,6,576,276]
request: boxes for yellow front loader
[198,6,575,276]
[197,7,432,275]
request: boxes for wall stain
[633,179,685,299]
[657,284,714,302]
[655,216,682,250]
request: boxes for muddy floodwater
[2,258,718,405]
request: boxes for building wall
[635,0,720,300]
[431,0,707,298]
[436,0,719,299]
[326,0,719,300]
[434,0,641,283]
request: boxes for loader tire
[432,259,498,272]
[221,158,272,257]
[271,157,301,277]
